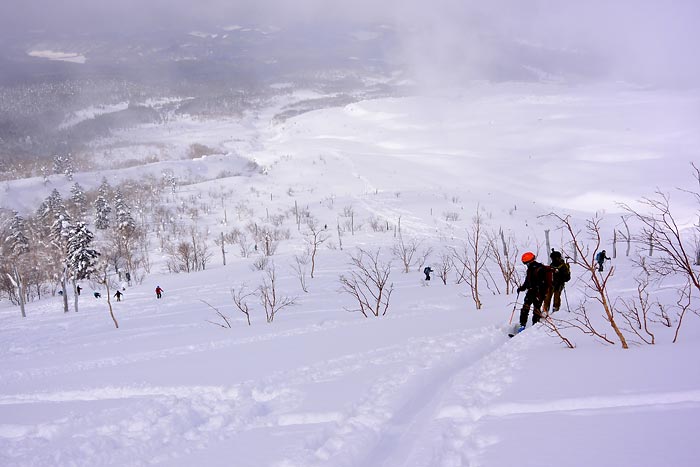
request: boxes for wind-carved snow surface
[1,82,699,466]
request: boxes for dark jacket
[550,257,569,286]
[519,261,552,298]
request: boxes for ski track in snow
[0,324,507,466]
[275,327,507,467]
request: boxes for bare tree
[339,248,394,317]
[291,251,310,293]
[237,233,255,258]
[547,213,628,349]
[671,280,695,343]
[487,227,519,295]
[259,263,296,323]
[620,187,700,295]
[451,211,489,309]
[393,236,422,273]
[416,246,434,273]
[201,299,232,328]
[620,264,656,345]
[252,255,269,271]
[96,262,119,329]
[232,285,254,326]
[166,240,194,273]
[437,251,453,285]
[305,219,329,278]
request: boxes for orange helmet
[521,252,536,264]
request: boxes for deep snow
[1,82,699,466]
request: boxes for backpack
[531,262,553,291]
[554,262,571,283]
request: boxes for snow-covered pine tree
[4,211,30,317]
[35,189,64,241]
[37,188,62,220]
[51,153,74,180]
[46,193,73,313]
[6,211,30,256]
[67,222,99,279]
[64,153,74,181]
[70,182,87,221]
[114,189,136,236]
[67,221,100,313]
[110,188,139,276]
[94,179,112,230]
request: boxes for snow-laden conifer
[114,188,136,236]
[94,179,112,230]
[67,221,100,281]
[6,211,30,256]
[70,182,87,221]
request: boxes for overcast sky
[2,0,699,87]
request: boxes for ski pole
[563,285,570,312]
[508,290,520,324]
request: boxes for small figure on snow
[114,290,123,302]
[595,250,610,272]
[76,285,82,295]
[94,291,101,299]
[516,252,552,332]
[155,286,164,299]
[423,266,434,281]
[544,249,570,314]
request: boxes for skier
[544,249,570,313]
[94,291,101,299]
[595,250,610,272]
[423,266,434,281]
[114,290,123,302]
[516,252,552,333]
[155,286,164,299]
[76,285,82,295]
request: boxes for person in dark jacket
[114,290,123,302]
[516,252,552,331]
[423,266,434,280]
[94,291,101,299]
[544,249,570,313]
[595,250,610,272]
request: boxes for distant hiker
[595,250,610,272]
[125,271,131,285]
[423,266,434,280]
[76,285,82,295]
[94,292,101,299]
[114,290,123,302]
[58,290,63,296]
[516,252,552,332]
[544,249,570,313]
[155,286,164,299]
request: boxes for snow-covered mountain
[1,79,698,466]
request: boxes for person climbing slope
[516,252,552,333]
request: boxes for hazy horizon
[2,0,699,88]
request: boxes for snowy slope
[1,82,699,467]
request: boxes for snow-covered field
[1,82,699,466]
